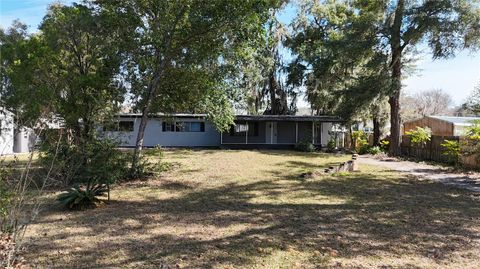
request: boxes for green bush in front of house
[296,139,316,152]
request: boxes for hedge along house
[104,114,345,149]
[403,116,480,136]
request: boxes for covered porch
[221,115,344,149]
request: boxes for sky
[1,0,480,107]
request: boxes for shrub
[57,184,108,210]
[379,139,390,152]
[40,135,130,187]
[358,143,370,155]
[296,140,316,152]
[367,146,383,155]
[441,139,461,165]
[351,130,368,152]
[129,145,173,179]
[406,127,431,146]
[464,120,480,161]
[0,179,12,231]
[327,139,337,152]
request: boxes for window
[118,121,134,132]
[162,122,175,132]
[175,122,188,132]
[103,121,134,132]
[229,122,257,136]
[190,122,204,132]
[163,121,205,132]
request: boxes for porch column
[221,131,223,145]
[270,122,273,144]
[295,122,298,143]
[245,122,248,144]
[312,121,315,144]
[320,122,323,146]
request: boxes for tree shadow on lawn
[26,172,480,268]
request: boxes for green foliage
[465,120,480,140]
[463,84,480,115]
[358,144,370,155]
[352,130,368,153]
[441,139,461,165]
[57,184,108,210]
[128,145,172,179]
[1,5,125,130]
[366,146,383,155]
[287,0,480,155]
[326,139,337,152]
[0,171,12,230]
[286,1,391,118]
[464,120,480,160]
[380,140,390,152]
[406,127,431,146]
[40,134,130,187]
[296,139,316,152]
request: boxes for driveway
[358,155,480,192]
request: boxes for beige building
[404,116,480,136]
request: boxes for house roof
[234,115,343,122]
[117,113,344,122]
[428,116,480,126]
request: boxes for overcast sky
[2,0,479,107]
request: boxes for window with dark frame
[163,121,205,132]
[103,120,134,132]
[118,121,134,132]
[229,121,258,136]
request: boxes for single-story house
[103,114,345,149]
[0,109,15,155]
[404,116,480,136]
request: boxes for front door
[265,122,277,144]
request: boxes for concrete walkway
[357,155,480,192]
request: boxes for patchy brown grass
[22,149,480,268]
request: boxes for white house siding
[0,110,14,155]
[105,117,221,147]
[320,122,333,146]
[13,127,36,153]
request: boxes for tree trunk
[268,72,277,115]
[373,115,381,146]
[388,0,405,156]
[131,62,166,175]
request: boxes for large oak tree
[287,0,480,155]
[97,0,280,173]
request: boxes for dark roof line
[117,113,344,122]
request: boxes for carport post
[295,122,298,143]
[245,122,248,144]
[312,121,315,144]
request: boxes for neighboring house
[0,108,65,155]
[0,109,15,155]
[404,116,480,136]
[104,114,345,148]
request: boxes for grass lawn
[22,149,480,268]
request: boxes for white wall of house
[104,117,221,147]
[0,110,15,155]
[320,122,333,146]
[13,127,36,153]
